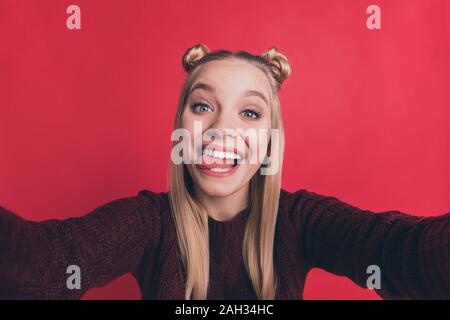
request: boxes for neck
[194,184,250,222]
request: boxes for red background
[0,0,449,299]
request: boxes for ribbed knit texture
[0,189,449,299]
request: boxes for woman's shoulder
[280,187,334,211]
[137,189,168,205]
[136,188,169,211]
[85,189,169,231]
[136,189,172,220]
[279,187,354,228]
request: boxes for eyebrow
[243,89,268,106]
[190,82,269,106]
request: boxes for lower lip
[195,163,241,177]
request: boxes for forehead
[191,58,272,98]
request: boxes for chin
[194,177,241,197]
[188,165,245,197]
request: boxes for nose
[207,110,238,140]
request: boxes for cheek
[179,108,191,129]
[180,107,211,130]
[180,114,199,141]
[245,124,272,162]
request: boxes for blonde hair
[169,44,291,299]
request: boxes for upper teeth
[203,148,241,160]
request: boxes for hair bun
[182,44,210,73]
[261,47,291,84]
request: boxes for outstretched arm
[0,191,162,299]
[288,189,450,299]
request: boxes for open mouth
[195,145,242,175]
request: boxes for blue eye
[192,103,213,113]
[242,109,261,120]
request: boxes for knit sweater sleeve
[286,189,450,299]
[0,190,162,299]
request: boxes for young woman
[0,44,449,300]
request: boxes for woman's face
[180,58,273,197]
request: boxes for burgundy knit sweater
[0,189,449,299]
